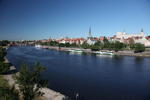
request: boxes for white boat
[68,49,75,52]
[35,45,41,48]
[94,51,114,56]
[68,49,83,53]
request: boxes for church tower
[88,27,92,38]
[141,28,145,36]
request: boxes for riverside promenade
[3,57,66,100]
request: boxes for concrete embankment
[3,57,66,100]
[115,50,150,58]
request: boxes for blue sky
[0,0,150,40]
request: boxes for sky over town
[0,0,150,40]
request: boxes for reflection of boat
[35,45,41,48]
[68,49,83,53]
[93,51,114,56]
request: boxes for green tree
[134,43,145,53]
[0,62,10,74]
[15,62,48,100]
[49,41,59,46]
[81,42,91,49]
[0,48,7,61]
[0,86,19,100]
[0,76,19,100]
[91,41,102,51]
[103,37,109,43]
[58,43,66,47]
[114,41,125,51]
[0,40,10,46]
[91,45,100,51]
[103,37,110,49]
[65,43,71,47]
[70,43,78,47]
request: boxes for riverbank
[39,45,150,57]
[2,57,66,100]
[114,50,150,57]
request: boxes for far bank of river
[40,45,150,57]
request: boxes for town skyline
[0,0,150,40]
[0,27,149,41]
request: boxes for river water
[6,46,150,100]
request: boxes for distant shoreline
[115,51,150,58]
[38,45,150,58]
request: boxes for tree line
[40,38,145,53]
[0,40,10,46]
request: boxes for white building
[87,38,96,45]
[115,29,150,47]
[116,29,145,39]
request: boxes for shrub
[0,62,10,74]
[0,48,7,61]
[0,76,19,100]
[0,87,19,100]
[134,43,145,53]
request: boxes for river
[6,46,150,100]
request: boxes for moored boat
[93,51,114,56]
[35,44,42,48]
[68,49,83,53]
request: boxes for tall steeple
[89,27,92,38]
[140,28,145,36]
[141,28,144,32]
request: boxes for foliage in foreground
[0,87,19,100]
[15,62,48,100]
[0,47,7,61]
[0,76,19,100]
[0,47,10,74]
[0,62,10,74]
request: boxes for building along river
[6,46,150,100]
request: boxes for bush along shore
[0,46,68,100]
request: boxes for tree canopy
[134,43,145,53]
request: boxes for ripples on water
[7,46,150,100]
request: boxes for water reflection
[135,57,144,64]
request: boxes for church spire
[140,28,145,36]
[141,28,144,32]
[89,27,92,37]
